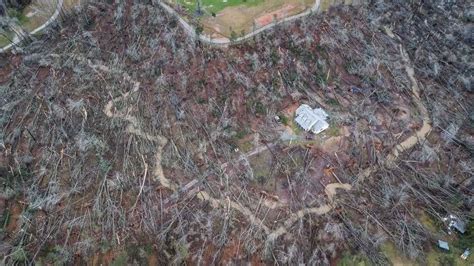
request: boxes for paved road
[0,0,64,53]
[158,0,322,46]
[2,0,320,51]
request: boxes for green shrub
[230,30,238,42]
[235,129,247,139]
[11,247,27,263]
[326,98,339,106]
[111,252,129,266]
[255,101,266,115]
[195,24,204,36]
[7,8,29,24]
[278,114,289,125]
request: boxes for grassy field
[378,214,474,266]
[0,0,56,48]
[176,0,264,14]
[0,8,28,48]
[174,0,360,38]
[337,251,369,266]
[21,0,58,32]
[0,34,13,47]
[1,0,81,49]
[170,0,314,38]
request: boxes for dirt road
[85,21,432,254]
[264,31,433,246]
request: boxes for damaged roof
[295,104,329,134]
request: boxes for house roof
[438,240,450,250]
[444,215,467,234]
[295,104,329,134]
[452,220,466,233]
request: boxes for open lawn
[176,0,264,14]
[21,0,58,32]
[171,0,314,38]
[171,0,362,38]
[0,33,14,47]
[1,0,81,49]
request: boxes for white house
[294,104,329,134]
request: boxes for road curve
[0,0,64,53]
[158,0,322,46]
[2,0,320,51]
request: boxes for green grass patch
[249,150,274,189]
[44,246,70,264]
[426,246,473,266]
[419,212,441,233]
[197,97,207,104]
[381,239,474,266]
[289,115,303,135]
[456,219,474,249]
[11,246,27,263]
[0,34,13,47]
[7,8,30,24]
[177,0,264,14]
[235,129,248,139]
[1,210,10,230]
[111,251,129,266]
[337,251,369,266]
[325,97,340,106]
[325,122,340,137]
[381,242,415,265]
[238,140,253,153]
[278,114,289,125]
[255,101,266,115]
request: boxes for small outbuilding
[443,214,466,234]
[461,248,471,260]
[294,104,329,134]
[438,240,450,251]
[451,219,466,234]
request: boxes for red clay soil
[255,4,297,27]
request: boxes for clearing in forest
[0,0,81,48]
[169,0,363,39]
[170,0,314,38]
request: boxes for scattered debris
[259,191,280,202]
[443,214,466,234]
[294,104,329,134]
[461,248,471,260]
[349,86,363,94]
[438,240,449,251]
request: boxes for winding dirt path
[88,60,172,190]
[386,45,432,162]
[85,30,431,251]
[88,59,272,233]
[325,183,352,202]
[263,34,433,245]
[92,58,353,241]
[265,183,351,248]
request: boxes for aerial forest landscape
[0,0,473,264]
